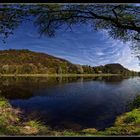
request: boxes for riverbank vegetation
[0,73,120,77]
[1,95,140,136]
[0,97,48,136]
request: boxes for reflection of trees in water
[0,76,83,86]
[0,76,128,84]
[0,77,82,100]
[101,76,130,83]
[0,76,131,100]
[0,85,33,100]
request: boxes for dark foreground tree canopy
[0,4,139,56]
[0,49,138,75]
[0,4,139,41]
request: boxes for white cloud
[96,31,140,71]
[96,52,104,56]
[116,46,140,71]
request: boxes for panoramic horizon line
[0,48,138,72]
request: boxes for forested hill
[0,49,138,75]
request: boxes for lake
[0,76,140,131]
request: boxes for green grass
[0,73,120,77]
[0,97,10,108]
[0,97,49,136]
[102,108,140,136]
[0,97,20,135]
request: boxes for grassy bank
[0,97,50,136]
[1,96,140,136]
[0,73,120,77]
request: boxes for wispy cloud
[0,22,139,71]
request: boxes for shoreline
[0,96,140,136]
[0,74,121,77]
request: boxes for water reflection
[0,76,126,100]
[0,76,140,130]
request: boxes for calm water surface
[0,76,140,130]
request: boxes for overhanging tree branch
[35,7,140,35]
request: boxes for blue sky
[0,20,140,71]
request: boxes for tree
[34,4,140,41]
[57,66,62,74]
[0,4,28,42]
[76,64,84,74]
[2,65,9,74]
[0,4,140,56]
[0,4,139,40]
